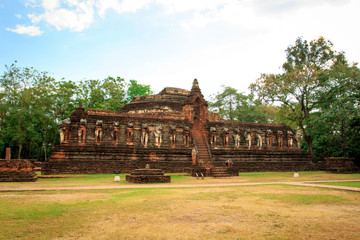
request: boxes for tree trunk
[304,135,315,162]
[18,142,22,159]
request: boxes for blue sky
[1,0,360,98]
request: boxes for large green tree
[0,62,58,159]
[250,37,356,161]
[209,86,274,123]
[309,55,360,160]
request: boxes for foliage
[209,85,277,123]
[126,79,153,103]
[249,37,355,161]
[77,77,127,112]
[0,62,152,160]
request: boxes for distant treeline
[0,61,152,160]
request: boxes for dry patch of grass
[1,185,360,240]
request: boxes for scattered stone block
[126,168,170,183]
[0,159,37,182]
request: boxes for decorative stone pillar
[154,124,162,147]
[126,123,134,145]
[62,118,71,143]
[95,120,103,143]
[256,130,263,149]
[277,130,283,149]
[210,127,216,147]
[112,121,120,144]
[192,147,197,165]
[183,126,190,147]
[141,123,148,147]
[287,131,294,149]
[245,129,251,150]
[296,132,302,148]
[59,127,65,143]
[170,125,176,148]
[5,147,11,160]
[78,119,87,143]
[234,129,241,149]
[266,129,273,148]
[223,127,229,147]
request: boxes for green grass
[314,181,360,188]
[258,192,348,205]
[1,171,360,190]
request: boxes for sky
[1,0,360,99]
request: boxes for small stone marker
[294,172,299,177]
[114,176,120,182]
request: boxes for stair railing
[203,133,213,162]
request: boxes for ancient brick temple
[42,79,312,175]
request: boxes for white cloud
[42,0,60,10]
[96,0,152,16]
[13,0,357,35]
[179,1,277,30]
[28,0,95,31]
[155,0,225,13]
[6,25,43,36]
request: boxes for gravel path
[1,180,360,192]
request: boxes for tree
[209,86,273,123]
[126,80,153,103]
[0,62,58,159]
[310,55,360,160]
[77,77,127,112]
[250,37,343,161]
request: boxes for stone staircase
[210,167,231,178]
[192,128,212,168]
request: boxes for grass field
[1,171,360,190]
[0,172,360,240]
[314,181,360,188]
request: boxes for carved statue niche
[59,127,65,143]
[141,123,148,147]
[223,127,229,147]
[277,130,284,149]
[256,130,263,149]
[287,131,294,149]
[244,129,251,149]
[183,126,190,147]
[95,120,103,143]
[170,125,176,148]
[61,118,71,143]
[126,122,134,145]
[112,121,120,144]
[266,129,273,148]
[234,128,241,149]
[154,124,162,147]
[210,127,217,147]
[78,119,87,143]
[296,132,302,148]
